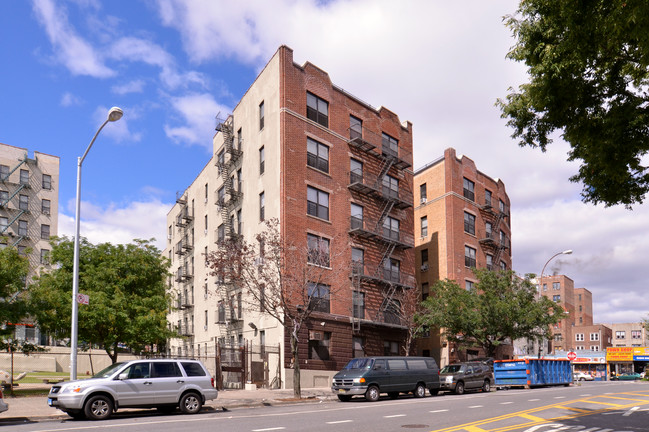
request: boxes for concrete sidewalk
[0,387,337,423]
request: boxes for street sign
[76,293,89,305]
[567,351,577,361]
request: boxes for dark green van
[331,356,441,402]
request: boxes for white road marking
[529,399,540,401]
[469,405,484,408]
[554,396,566,399]
[252,428,286,432]
[326,420,353,424]
[384,414,406,418]
[430,409,449,413]
[501,402,514,405]
[622,407,639,417]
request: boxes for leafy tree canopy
[417,269,565,358]
[28,237,173,363]
[498,1,649,207]
[0,244,30,340]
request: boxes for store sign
[607,347,649,362]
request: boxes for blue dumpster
[494,359,572,388]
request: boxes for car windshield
[342,358,374,370]
[93,362,125,378]
[441,365,462,373]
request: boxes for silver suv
[439,361,493,394]
[47,359,218,420]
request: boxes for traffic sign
[567,351,577,361]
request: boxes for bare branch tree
[206,218,349,398]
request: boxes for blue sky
[1,0,648,325]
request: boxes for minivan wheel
[179,392,203,414]
[454,381,465,395]
[84,395,113,420]
[337,394,352,402]
[414,383,426,398]
[365,385,380,402]
[482,380,491,392]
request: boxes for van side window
[152,362,182,378]
[406,359,428,370]
[181,362,206,376]
[374,359,386,370]
[387,359,407,370]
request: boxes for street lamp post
[537,249,573,358]
[70,107,123,380]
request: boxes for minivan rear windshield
[343,358,374,370]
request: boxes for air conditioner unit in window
[421,263,429,272]
[420,198,427,204]
[167,234,172,240]
[309,330,322,341]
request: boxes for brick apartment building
[0,142,59,343]
[413,148,512,367]
[164,46,415,388]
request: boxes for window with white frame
[632,330,642,339]
[590,333,600,341]
[575,333,584,341]
[590,345,599,351]
[615,331,625,339]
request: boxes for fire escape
[174,192,194,339]
[478,198,510,269]
[0,153,38,249]
[347,126,415,332]
[214,116,244,331]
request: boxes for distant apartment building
[164,46,415,388]
[605,323,648,347]
[571,324,612,352]
[0,142,59,343]
[413,148,512,366]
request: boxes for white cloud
[92,105,142,143]
[60,92,83,107]
[31,0,114,78]
[111,79,146,95]
[58,198,171,251]
[164,93,229,147]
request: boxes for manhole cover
[402,425,430,429]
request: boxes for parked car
[0,387,8,413]
[331,356,440,401]
[439,361,494,394]
[47,359,218,420]
[573,371,594,381]
[611,372,642,381]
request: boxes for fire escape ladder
[0,209,26,235]
[0,156,27,183]
[0,183,26,207]
[375,283,398,322]
[376,158,395,184]
[375,200,395,232]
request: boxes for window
[420,183,427,202]
[350,159,363,183]
[575,333,585,341]
[237,128,243,149]
[463,178,475,201]
[40,249,49,264]
[217,301,226,322]
[259,192,265,221]
[615,331,626,339]
[259,101,265,130]
[464,212,476,235]
[306,92,328,127]
[217,224,225,243]
[259,146,265,174]
[217,149,225,174]
[217,187,225,206]
[20,169,29,185]
[486,254,493,270]
[17,245,27,256]
[382,132,398,158]
[307,234,330,266]
[543,283,547,291]
[41,224,50,240]
[350,115,362,139]
[500,260,507,270]
[237,168,242,192]
[632,330,642,339]
[552,295,561,302]
[466,280,475,290]
[308,330,331,360]
[382,174,399,199]
[307,186,329,220]
[465,245,476,268]
[421,283,429,301]
[350,203,363,229]
[19,194,28,211]
[0,165,8,180]
[308,282,330,313]
[384,300,401,325]
[499,230,507,247]
[590,333,599,341]
[554,333,563,341]
[421,249,429,271]
[579,317,583,324]
[351,247,364,274]
[420,216,428,237]
[485,189,492,206]
[18,220,27,236]
[383,257,400,283]
[41,199,50,215]
[383,342,399,356]
[575,346,584,351]
[307,137,329,173]
[579,305,582,312]
[42,174,52,190]
[353,336,364,358]
[553,282,561,290]
[383,216,400,241]
[499,199,506,213]
[0,190,7,203]
[590,345,600,351]
[237,209,242,234]
[0,217,7,232]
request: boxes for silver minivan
[47,359,218,420]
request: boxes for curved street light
[70,107,123,380]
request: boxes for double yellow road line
[431,390,649,432]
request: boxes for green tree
[28,237,174,363]
[417,269,564,358]
[0,243,30,344]
[498,1,649,207]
